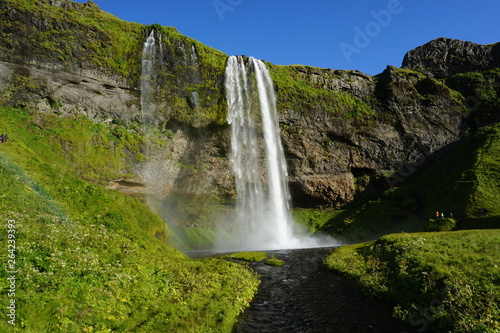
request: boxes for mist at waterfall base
[217,56,338,251]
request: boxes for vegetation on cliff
[325,231,500,332]
[0,107,259,332]
[0,0,144,81]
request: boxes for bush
[426,218,456,232]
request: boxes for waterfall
[139,31,336,250]
[224,56,324,250]
[141,30,156,130]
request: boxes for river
[222,247,417,333]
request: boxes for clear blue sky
[75,0,499,76]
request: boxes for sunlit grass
[325,230,500,332]
[0,107,259,332]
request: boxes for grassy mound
[0,107,259,332]
[325,230,500,332]
[221,252,285,266]
[222,252,269,262]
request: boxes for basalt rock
[402,37,500,78]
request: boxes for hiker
[441,212,445,219]
[482,208,488,217]
[435,211,440,220]
[0,133,8,143]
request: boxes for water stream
[232,247,416,333]
[141,30,156,132]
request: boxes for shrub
[426,218,456,232]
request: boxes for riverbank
[325,230,500,332]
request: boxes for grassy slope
[314,123,500,243]
[0,107,259,332]
[325,231,500,332]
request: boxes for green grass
[325,230,500,332]
[426,218,457,232]
[221,252,268,262]
[0,107,259,332]
[292,208,342,233]
[264,255,285,267]
[221,252,286,267]
[0,107,146,185]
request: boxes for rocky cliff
[1,0,498,225]
[403,37,500,78]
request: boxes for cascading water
[140,30,335,250]
[141,30,156,133]
[224,56,331,250]
[140,29,159,204]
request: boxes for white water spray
[224,56,334,250]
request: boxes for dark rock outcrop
[402,37,500,78]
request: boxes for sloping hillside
[0,106,259,332]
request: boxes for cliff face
[0,0,498,220]
[278,65,467,207]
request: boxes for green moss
[325,230,500,332]
[222,252,286,267]
[445,68,500,126]
[1,0,144,80]
[222,252,268,262]
[264,255,285,266]
[267,64,376,127]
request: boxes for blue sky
[75,0,499,76]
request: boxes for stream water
[224,247,417,333]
